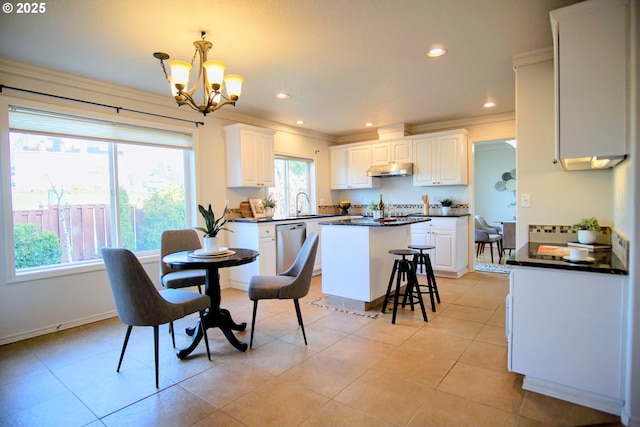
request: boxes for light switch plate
[521,193,531,208]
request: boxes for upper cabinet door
[348,145,373,188]
[551,0,628,163]
[437,134,467,185]
[371,140,412,165]
[412,137,437,186]
[329,144,379,189]
[330,147,350,189]
[225,124,276,187]
[413,130,468,186]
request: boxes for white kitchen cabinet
[330,143,379,189]
[305,219,323,275]
[413,129,468,186]
[226,222,276,290]
[371,139,413,165]
[551,0,628,169]
[507,267,625,415]
[225,123,276,187]
[410,217,468,278]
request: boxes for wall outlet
[521,193,531,208]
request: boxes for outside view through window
[10,132,188,271]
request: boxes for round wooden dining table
[162,248,258,358]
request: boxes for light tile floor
[0,272,623,427]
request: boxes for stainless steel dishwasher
[276,223,306,273]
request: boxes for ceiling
[0,0,581,138]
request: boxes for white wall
[0,59,334,344]
[474,142,517,224]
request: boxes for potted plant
[440,198,454,215]
[262,194,276,219]
[369,201,381,219]
[195,201,231,253]
[571,217,600,244]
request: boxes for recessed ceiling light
[275,93,289,99]
[365,122,373,127]
[483,101,496,108]
[427,47,447,58]
[296,120,304,125]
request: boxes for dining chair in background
[247,232,319,349]
[474,229,503,264]
[102,247,211,388]
[160,229,206,294]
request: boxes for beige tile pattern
[0,272,623,426]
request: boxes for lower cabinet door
[258,236,276,275]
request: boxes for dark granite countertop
[319,217,431,227]
[506,242,628,275]
[232,214,341,223]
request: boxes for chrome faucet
[296,192,310,215]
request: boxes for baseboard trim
[0,311,118,345]
[523,376,623,416]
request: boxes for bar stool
[381,249,428,324]
[403,245,441,311]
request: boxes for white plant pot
[203,236,220,253]
[441,206,452,215]
[372,210,382,219]
[577,230,597,244]
[264,207,274,219]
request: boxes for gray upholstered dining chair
[475,215,502,235]
[102,247,211,388]
[247,232,319,349]
[160,229,206,294]
[474,229,503,264]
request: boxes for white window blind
[8,106,194,149]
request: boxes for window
[6,105,194,275]
[270,156,313,217]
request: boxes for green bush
[14,223,63,269]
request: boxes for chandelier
[153,32,243,116]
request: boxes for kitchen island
[319,217,430,310]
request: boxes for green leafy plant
[262,194,276,208]
[369,201,379,211]
[195,202,232,237]
[571,217,600,231]
[440,198,454,207]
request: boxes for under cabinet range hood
[367,162,413,177]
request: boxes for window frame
[0,97,197,283]
[271,154,316,217]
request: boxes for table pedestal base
[178,308,247,358]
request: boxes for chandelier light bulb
[168,60,192,90]
[224,74,243,100]
[204,60,226,89]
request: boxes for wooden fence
[12,204,131,263]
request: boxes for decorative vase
[577,230,597,244]
[264,207,274,219]
[203,236,220,253]
[372,210,382,219]
[441,206,452,215]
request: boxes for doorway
[472,139,516,264]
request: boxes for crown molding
[512,47,554,68]
[0,58,335,142]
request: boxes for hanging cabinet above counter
[551,0,629,171]
[225,123,276,187]
[329,128,468,189]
